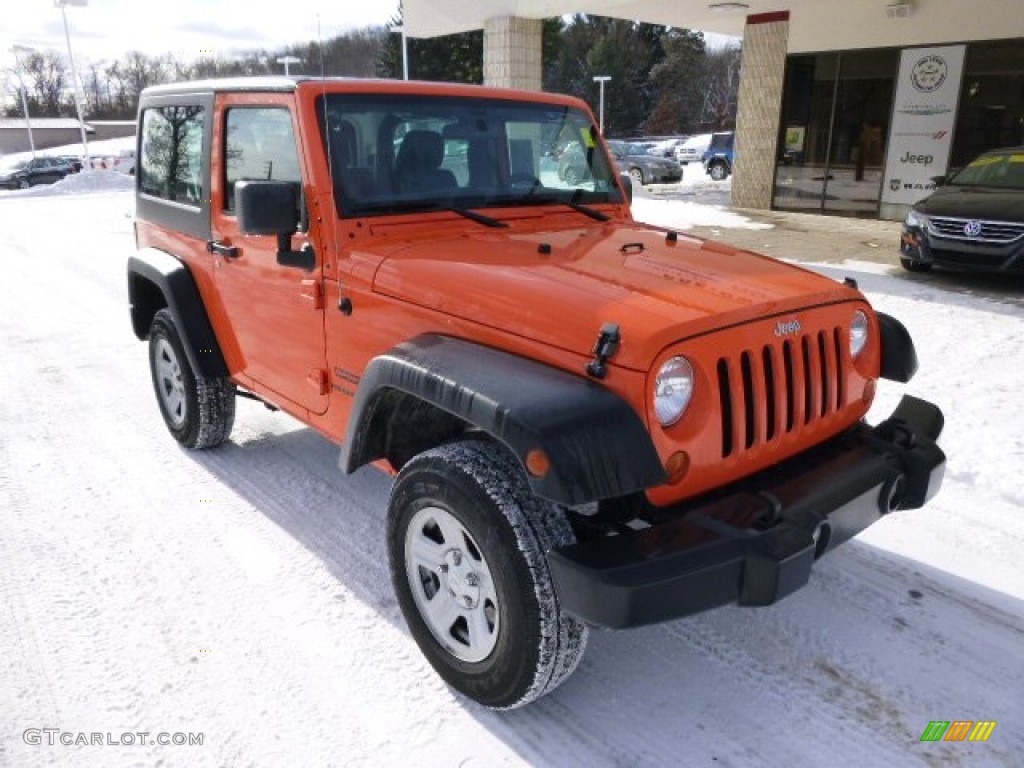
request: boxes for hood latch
[586,323,621,380]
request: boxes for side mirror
[619,173,633,204]
[236,180,299,235]
[929,175,947,188]
[236,180,314,271]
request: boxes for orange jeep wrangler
[128,77,945,709]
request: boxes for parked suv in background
[128,76,945,710]
[675,133,712,165]
[703,131,735,181]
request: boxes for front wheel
[387,439,588,709]
[708,161,730,181]
[17,179,30,190]
[148,308,235,449]
[629,167,644,186]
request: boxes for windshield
[949,151,1024,190]
[317,93,623,217]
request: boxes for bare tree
[20,51,71,116]
[699,44,741,130]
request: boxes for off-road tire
[148,308,235,449]
[900,257,932,273]
[387,438,588,709]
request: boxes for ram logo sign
[920,720,997,742]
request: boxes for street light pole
[54,0,90,168]
[11,45,36,158]
[593,76,611,135]
[276,56,301,76]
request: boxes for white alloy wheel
[405,506,499,663]
[154,337,187,428]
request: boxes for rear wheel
[900,257,932,273]
[387,439,588,709]
[563,166,581,185]
[148,308,235,449]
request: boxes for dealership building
[405,0,1024,219]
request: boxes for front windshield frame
[949,150,1024,190]
[316,92,624,218]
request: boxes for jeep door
[209,96,328,415]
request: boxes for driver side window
[224,107,302,213]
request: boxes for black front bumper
[901,226,1024,272]
[548,395,945,629]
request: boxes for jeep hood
[370,220,857,371]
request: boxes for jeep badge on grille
[774,319,802,337]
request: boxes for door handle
[207,240,240,258]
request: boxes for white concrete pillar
[483,16,542,91]
[732,11,790,210]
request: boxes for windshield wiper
[563,199,610,222]
[512,190,611,222]
[445,205,508,228]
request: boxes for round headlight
[850,310,869,358]
[654,356,695,427]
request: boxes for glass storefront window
[773,50,898,217]
[951,40,1024,170]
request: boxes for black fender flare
[339,335,667,506]
[127,248,229,379]
[877,312,918,383]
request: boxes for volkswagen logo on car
[963,220,983,238]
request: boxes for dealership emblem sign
[963,220,983,238]
[911,55,948,92]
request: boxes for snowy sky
[2,0,400,69]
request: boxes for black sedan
[0,156,77,190]
[606,140,682,185]
[900,147,1024,273]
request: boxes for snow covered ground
[1,171,1022,768]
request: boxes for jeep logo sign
[900,151,934,165]
[774,319,802,337]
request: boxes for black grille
[716,329,846,458]
[928,216,1024,244]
